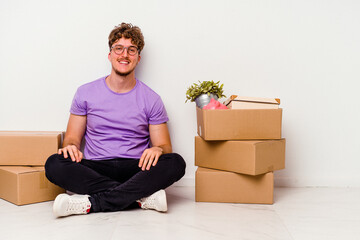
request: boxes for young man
[45,23,186,217]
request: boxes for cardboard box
[223,95,280,109]
[196,107,282,140]
[0,131,63,166]
[0,166,65,205]
[195,136,285,175]
[195,167,274,204]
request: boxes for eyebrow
[113,44,137,48]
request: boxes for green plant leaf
[185,80,226,102]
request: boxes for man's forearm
[62,137,81,149]
[155,144,172,154]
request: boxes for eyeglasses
[111,45,139,56]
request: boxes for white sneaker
[137,190,167,212]
[53,193,91,217]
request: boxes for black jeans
[45,153,186,212]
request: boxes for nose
[121,48,129,57]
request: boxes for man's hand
[59,114,86,163]
[138,146,163,171]
[58,145,83,163]
[139,123,172,171]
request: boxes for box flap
[0,131,63,136]
[224,95,280,106]
[223,95,238,106]
[0,166,43,174]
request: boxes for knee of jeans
[164,153,186,179]
[44,153,60,180]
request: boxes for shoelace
[67,197,89,213]
[141,196,156,208]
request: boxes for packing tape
[39,171,48,189]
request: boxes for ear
[137,55,141,63]
[108,52,111,61]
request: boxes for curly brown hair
[108,23,145,54]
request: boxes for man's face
[108,37,141,77]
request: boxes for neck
[106,71,136,93]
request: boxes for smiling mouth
[118,58,130,65]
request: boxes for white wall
[1,0,359,187]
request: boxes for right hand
[58,145,83,163]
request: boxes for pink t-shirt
[70,76,169,160]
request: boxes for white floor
[0,187,359,240]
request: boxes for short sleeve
[148,97,169,125]
[70,88,87,115]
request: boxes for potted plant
[185,80,226,108]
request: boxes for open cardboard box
[195,167,274,204]
[0,131,63,166]
[195,136,285,175]
[0,166,65,205]
[196,107,282,140]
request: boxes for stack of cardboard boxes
[195,96,285,204]
[0,131,65,205]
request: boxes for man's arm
[58,114,87,162]
[138,123,172,171]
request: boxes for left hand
[138,146,163,171]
